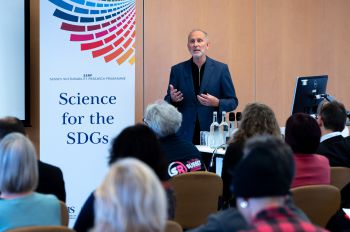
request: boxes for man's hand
[170,84,184,103]
[197,93,219,107]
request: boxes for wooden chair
[330,167,350,190]
[165,220,183,232]
[291,185,340,227]
[7,226,75,232]
[59,201,69,226]
[169,171,222,229]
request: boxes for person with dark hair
[74,124,173,232]
[285,113,330,188]
[187,135,310,232]
[234,135,327,232]
[0,116,66,202]
[316,101,350,167]
[316,101,350,231]
[221,103,281,208]
[144,100,206,178]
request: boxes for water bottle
[209,111,220,148]
[219,111,229,144]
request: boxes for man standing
[316,101,350,167]
[164,29,238,144]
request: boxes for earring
[239,200,248,209]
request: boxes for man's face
[187,31,209,59]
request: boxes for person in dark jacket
[144,100,206,179]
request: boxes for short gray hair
[0,133,38,193]
[94,158,167,232]
[144,100,182,137]
[188,28,209,42]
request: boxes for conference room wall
[144,0,350,124]
[27,0,350,155]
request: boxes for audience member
[0,116,66,202]
[187,135,310,232]
[74,124,173,232]
[285,113,330,188]
[144,100,206,178]
[0,133,61,230]
[93,158,167,232]
[221,102,280,207]
[233,135,327,232]
[316,101,350,167]
[316,101,350,231]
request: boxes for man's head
[233,135,294,222]
[0,117,26,140]
[317,101,347,133]
[144,100,182,138]
[187,29,209,60]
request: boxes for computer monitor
[291,75,328,115]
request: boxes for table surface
[196,145,225,155]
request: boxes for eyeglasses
[142,118,149,126]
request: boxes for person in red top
[233,135,327,232]
[285,113,330,188]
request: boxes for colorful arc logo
[49,0,136,65]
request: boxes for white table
[196,145,225,176]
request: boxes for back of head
[285,113,321,154]
[0,117,26,140]
[94,158,167,232]
[319,101,347,132]
[0,133,38,193]
[144,100,182,137]
[233,135,294,198]
[233,103,280,144]
[109,124,167,181]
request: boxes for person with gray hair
[93,158,167,232]
[144,100,206,178]
[0,116,66,202]
[0,133,61,231]
[164,29,238,144]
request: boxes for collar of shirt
[320,131,342,142]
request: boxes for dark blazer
[36,160,66,202]
[317,135,350,167]
[165,57,238,141]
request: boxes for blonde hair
[233,103,281,144]
[94,158,167,232]
[0,133,38,193]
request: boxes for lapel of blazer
[200,56,214,93]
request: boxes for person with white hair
[144,100,206,178]
[0,133,61,231]
[93,158,167,232]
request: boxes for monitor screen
[0,0,30,126]
[291,75,328,115]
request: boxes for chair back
[330,166,350,190]
[165,220,183,232]
[169,171,222,229]
[59,201,69,226]
[7,226,75,232]
[291,184,340,227]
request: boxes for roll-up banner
[40,0,136,226]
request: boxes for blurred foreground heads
[93,158,167,232]
[233,135,327,231]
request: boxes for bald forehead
[188,30,208,42]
